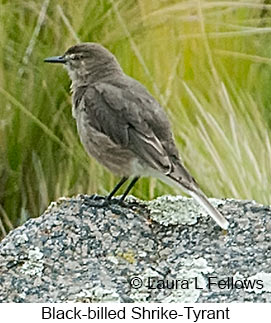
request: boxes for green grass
[1,0,271,238]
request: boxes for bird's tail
[188,189,229,230]
[156,167,229,230]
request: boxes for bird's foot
[84,194,147,211]
[84,194,122,208]
[84,194,109,208]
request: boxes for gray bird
[44,42,229,230]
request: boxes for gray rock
[0,194,270,302]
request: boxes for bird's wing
[81,81,178,174]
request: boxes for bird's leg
[85,177,127,208]
[86,176,139,208]
[119,176,140,203]
[106,176,128,202]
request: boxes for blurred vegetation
[1,0,271,239]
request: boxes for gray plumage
[44,43,229,230]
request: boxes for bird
[44,42,229,230]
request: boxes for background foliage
[1,0,271,238]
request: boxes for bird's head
[44,42,122,84]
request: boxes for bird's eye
[70,54,80,60]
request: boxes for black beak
[44,56,66,64]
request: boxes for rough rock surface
[0,194,271,303]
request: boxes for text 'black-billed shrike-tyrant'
[44,43,229,230]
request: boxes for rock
[0,194,270,302]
